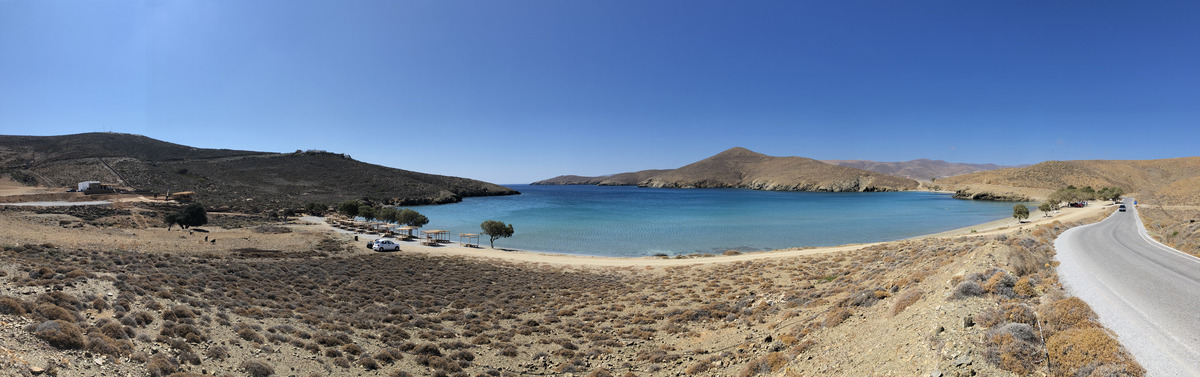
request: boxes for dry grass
[888,288,922,317]
[1046,328,1143,377]
[0,207,1140,377]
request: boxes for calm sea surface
[400,185,1024,257]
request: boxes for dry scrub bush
[240,359,275,377]
[984,323,1042,375]
[739,352,791,377]
[823,307,851,328]
[978,303,1037,328]
[147,354,179,377]
[1040,297,1098,335]
[0,295,28,315]
[1014,276,1039,298]
[34,303,77,322]
[950,281,985,300]
[983,270,1016,298]
[889,288,922,316]
[1047,328,1143,377]
[359,356,380,370]
[34,320,84,349]
[85,333,131,357]
[123,310,155,327]
[179,352,201,365]
[37,291,82,311]
[332,356,352,368]
[205,345,229,360]
[374,348,403,364]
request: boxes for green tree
[1081,186,1097,200]
[1038,202,1053,217]
[337,201,360,218]
[1097,187,1125,202]
[280,208,296,221]
[1013,204,1030,223]
[379,208,400,223]
[480,220,514,248]
[358,205,377,221]
[398,209,429,227]
[304,202,326,216]
[164,212,182,230]
[178,203,208,229]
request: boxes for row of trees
[336,200,430,227]
[1013,185,1126,223]
[1049,185,1125,205]
[334,200,516,248]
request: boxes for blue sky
[2,1,1198,184]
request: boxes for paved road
[1055,202,1200,377]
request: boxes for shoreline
[304,202,1112,267]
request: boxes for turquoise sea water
[400,185,1025,257]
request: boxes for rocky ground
[0,203,1140,377]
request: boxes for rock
[30,366,45,375]
[934,325,945,334]
[930,371,943,377]
[953,355,972,367]
[963,315,974,328]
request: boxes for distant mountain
[533,147,919,192]
[0,133,518,211]
[821,159,1021,181]
[937,157,1200,205]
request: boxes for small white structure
[78,181,102,192]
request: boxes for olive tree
[1038,202,1053,217]
[398,209,429,227]
[480,220,514,249]
[1013,204,1030,223]
[379,208,400,223]
[305,202,327,216]
[337,201,360,218]
[164,212,183,230]
[358,205,377,222]
[180,203,208,229]
[1097,187,1125,202]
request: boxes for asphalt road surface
[1055,202,1200,377]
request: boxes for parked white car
[373,238,400,252]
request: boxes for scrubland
[1139,205,1200,257]
[0,205,1140,377]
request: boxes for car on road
[1119,205,1127,212]
[373,239,400,252]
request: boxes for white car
[373,239,400,252]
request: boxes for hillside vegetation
[821,159,1018,181]
[0,133,517,211]
[534,148,919,192]
[938,157,1200,205]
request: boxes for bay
[399,185,1026,257]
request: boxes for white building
[78,181,102,192]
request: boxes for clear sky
[2,1,1198,184]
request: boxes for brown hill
[937,157,1200,205]
[534,147,919,192]
[821,159,1019,181]
[532,170,669,186]
[0,133,518,211]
